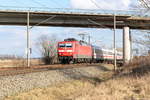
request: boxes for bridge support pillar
[123,27,131,64]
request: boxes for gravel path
[0,65,111,100]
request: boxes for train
[57,38,123,64]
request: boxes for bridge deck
[0,8,149,29]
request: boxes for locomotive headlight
[59,50,64,52]
[66,50,73,52]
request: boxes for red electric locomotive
[58,38,92,64]
[58,38,123,64]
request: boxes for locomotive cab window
[59,44,65,47]
[66,43,72,48]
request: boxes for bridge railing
[0,6,149,17]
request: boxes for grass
[4,56,150,100]
[0,59,42,67]
[4,80,94,100]
[4,72,150,100]
[75,73,150,100]
[124,55,150,75]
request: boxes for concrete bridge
[0,8,149,29]
[0,7,150,66]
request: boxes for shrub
[124,55,150,75]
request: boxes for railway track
[0,63,101,76]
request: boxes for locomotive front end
[58,40,75,64]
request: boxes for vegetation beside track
[4,71,150,100]
[4,55,150,100]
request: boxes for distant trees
[37,35,59,64]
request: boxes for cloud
[70,0,131,10]
[70,0,97,9]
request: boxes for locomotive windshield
[59,44,65,47]
[66,43,72,48]
[59,43,72,48]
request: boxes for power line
[90,0,104,10]
[30,15,56,29]
[88,19,113,30]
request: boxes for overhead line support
[113,14,117,71]
[27,11,30,67]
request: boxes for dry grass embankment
[4,56,150,100]
[4,74,150,100]
[124,55,150,75]
[4,80,94,100]
[0,59,43,68]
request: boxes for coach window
[66,43,72,48]
[59,44,65,47]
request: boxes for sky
[0,0,142,58]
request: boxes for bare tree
[37,35,59,64]
[132,1,150,55]
[139,0,150,9]
[139,0,150,48]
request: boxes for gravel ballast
[0,65,110,100]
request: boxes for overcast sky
[0,0,140,57]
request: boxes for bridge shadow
[56,64,113,86]
[45,64,112,71]
[86,64,112,71]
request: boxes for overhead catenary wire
[30,15,56,29]
[90,0,103,9]
[26,13,55,64]
[90,0,117,69]
[87,18,122,48]
[88,19,113,30]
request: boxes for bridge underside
[0,10,149,29]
